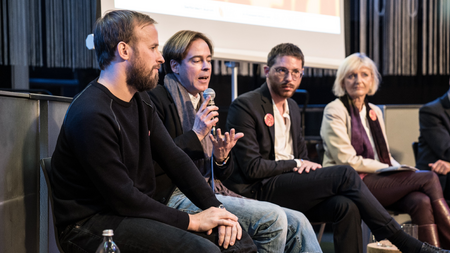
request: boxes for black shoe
[420,242,450,253]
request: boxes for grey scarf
[164,73,242,197]
[164,73,213,177]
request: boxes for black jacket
[417,92,450,169]
[224,83,308,199]
[148,84,234,204]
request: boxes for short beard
[126,48,159,92]
[268,75,296,99]
[126,64,158,92]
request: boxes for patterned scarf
[164,74,241,197]
[164,73,213,176]
[340,95,392,166]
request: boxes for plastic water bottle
[95,229,121,253]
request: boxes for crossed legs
[258,165,401,253]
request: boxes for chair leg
[317,223,325,243]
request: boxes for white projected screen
[101,0,346,69]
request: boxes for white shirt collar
[189,92,201,110]
[273,99,294,161]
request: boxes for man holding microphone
[149,30,321,253]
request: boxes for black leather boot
[420,242,450,252]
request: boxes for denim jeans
[167,188,322,253]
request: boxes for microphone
[203,88,216,135]
[203,88,216,106]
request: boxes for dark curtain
[0,0,97,68]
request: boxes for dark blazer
[417,92,450,170]
[148,84,234,203]
[225,83,308,199]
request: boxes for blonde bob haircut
[333,52,381,97]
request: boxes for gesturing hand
[293,160,322,174]
[192,96,219,141]
[210,128,244,163]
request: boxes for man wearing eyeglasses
[224,43,427,253]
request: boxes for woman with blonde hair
[320,53,450,248]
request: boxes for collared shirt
[189,92,201,111]
[273,99,295,161]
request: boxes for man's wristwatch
[218,204,225,209]
[294,159,304,168]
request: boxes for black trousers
[58,213,257,253]
[258,165,401,253]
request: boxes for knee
[418,170,440,182]
[331,196,361,221]
[285,209,310,229]
[428,171,440,183]
[405,192,431,209]
[264,205,288,228]
[245,201,288,233]
[339,165,359,178]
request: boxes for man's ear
[116,41,131,61]
[170,59,180,74]
[263,65,270,77]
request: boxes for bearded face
[266,56,303,100]
[126,47,160,92]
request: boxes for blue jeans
[167,188,322,253]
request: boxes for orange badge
[264,113,274,127]
[369,109,377,121]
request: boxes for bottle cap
[102,229,114,236]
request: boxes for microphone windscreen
[203,88,216,101]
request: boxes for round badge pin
[369,109,377,121]
[264,113,274,127]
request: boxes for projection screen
[100,0,346,69]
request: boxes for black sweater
[50,80,221,230]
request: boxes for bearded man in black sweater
[49,10,256,253]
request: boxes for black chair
[40,157,65,253]
[313,142,327,243]
[412,141,419,163]
[316,143,325,165]
[294,89,309,137]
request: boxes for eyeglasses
[273,67,304,80]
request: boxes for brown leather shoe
[432,198,450,248]
[420,224,441,247]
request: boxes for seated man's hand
[429,160,450,175]
[293,160,322,174]
[217,220,242,249]
[192,96,219,141]
[187,206,239,231]
[210,128,244,163]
